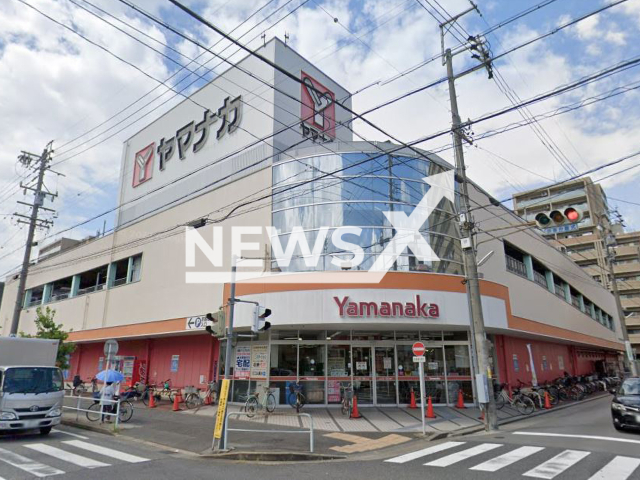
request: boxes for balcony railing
[533,271,548,288]
[506,256,528,278]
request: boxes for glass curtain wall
[271,152,462,274]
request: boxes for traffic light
[534,207,583,229]
[205,309,225,338]
[252,306,272,333]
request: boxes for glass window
[421,331,443,342]
[442,331,467,341]
[299,345,325,377]
[396,331,420,341]
[326,330,350,341]
[50,277,73,302]
[327,345,350,377]
[130,254,143,282]
[396,345,419,376]
[271,330,300,340]
[269,344,297,378]
[77,265,108,295]
[112,258,129,287]
[299,330,326,341]
[445,345,471,377]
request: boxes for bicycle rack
[222,412,314,453]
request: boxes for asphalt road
[1,395,639,479]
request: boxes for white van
[0,338,64,435]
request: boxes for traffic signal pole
[445,47,498,432]
[219,255,237,450]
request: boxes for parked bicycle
[340,384,353,417]
[142,379,176,405]
[86,395,133,423]
[244,386,277,417]
[494,383,535,415]
[71,375,98,396]
[288,382,306,413]
[185,381,218,410]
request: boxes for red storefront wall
[69,334,218,388]
[495,335,618,387]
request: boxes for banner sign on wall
[170,355,180,373]
[235,346,251,379]
[251,345,268,378]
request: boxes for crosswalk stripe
[25,443,110,469]
[52,428,88,439]
[588,456,640,480]
[62,440,149,463]
[470,446,545,472]
[523,450,590,479]
[385,441,466,464]
[425,443,502,467]
[0,447,64,478]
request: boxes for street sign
[413,356,426,363]
[186,315,207,330]
[214,379,230,441]
[412,342,425,356]
[104,339,118,357]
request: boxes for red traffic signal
[534,206,583,229]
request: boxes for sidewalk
[62,394,608,457]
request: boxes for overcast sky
[1,0,639,278]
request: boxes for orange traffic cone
[148,392,156,409]
[426,396,436,419]
[172,394,181,411]
[456,390,466,409]
[351,395,362,419]
[204,393,211,405]
[409,389,418,409]
[544,391,552,410]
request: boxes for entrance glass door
[352,346,373,404]
[374,347,397,404]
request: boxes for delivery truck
[0,337,64,435]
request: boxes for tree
[20,307,76,370]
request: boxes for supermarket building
[0,39,625,406]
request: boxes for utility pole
[9,142,55,336]
[440,7,497,431]
[602,225,638,376]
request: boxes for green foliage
[20,307,76,370]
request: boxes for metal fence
[222,412,314,453]
[63,395,121,431]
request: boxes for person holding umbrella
[96,369,125,423]
[100,382,116,423]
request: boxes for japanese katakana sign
[133,95,243,187]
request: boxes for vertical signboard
[170,355,180,373]
[234,346,251,379]
[213,379,230,440]
[251,345,268,378]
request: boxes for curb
[447,393,609,438]
[61,418,118,436]
[200,451,346,463]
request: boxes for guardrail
[223,412,314,453]
[62,394,121,431]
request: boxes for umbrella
[96,369,125,383]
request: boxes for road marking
[425,443,502,467]
[62,440,149,463]
[470,446,545,472]
[513,431,640,445]
[0,447,64,478]
[25,443,110,469]
[385,441,465,464]
[523,450,590,479]
[51,429,89,439]
[588,456,640,480]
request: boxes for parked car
[611,377,640,431]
